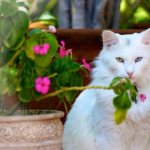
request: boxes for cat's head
[96,29,150,87]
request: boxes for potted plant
[0,0,91,149]
[0,0,141,150]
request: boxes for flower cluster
[59,40,72,58]
[35,77,51,94]
[31,32,91,95]
[33,43,50,55]
[0,5,92,109]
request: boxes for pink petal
[41,85,49,94]
[65,49,72,55]
[35,77,42,84]
[39,48,47,55]
[60,40,65,47]
[43,43,50,50]
[139,94,146,102]
[35,83,42,92]
[43,77,51,85]
[48,25,56,33]
[33,45,41,54]
[33,43,50,55]
[59,48,66,58]
[82,58,91,72]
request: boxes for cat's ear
[141,28,150,45]
[102,30,119,47]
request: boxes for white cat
[62,29,150,150]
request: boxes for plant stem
[63,100,68,113]
[7,48,23,66]
[36,85,111,101]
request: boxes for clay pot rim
[0,110,64,122]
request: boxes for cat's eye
[135,57,143,63]
[116,57,124,63]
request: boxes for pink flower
[33,43,50,55]
[48,25,56,33]
[59,40,72,58]
[82,58,91,72]
[139,94,146,102]
[35,76,51,94]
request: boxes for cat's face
[100,29,150,85]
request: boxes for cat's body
[62,29,150,150]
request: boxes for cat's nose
[127,72,133,78]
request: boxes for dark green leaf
[113,87,121,95]
[71,73,83,87]
[64,91,77,104]
[56,71,72,86]
[22,77,34,89]
[0,48,13,65]
[130,89,137,102]
[18,90,32,103]
[113,92,131,110]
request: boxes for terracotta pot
[0,110,64,150]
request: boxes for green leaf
[113,87,122,95]
[64,91,77,104]
[3,28,25,50]
[56,71,72,86]
[110,77,122,87]
[22,77,34,89]
[114,109,127,125]
[70,61,81,72]
[71,73,83,87]
[0,66,20,95]
[28,29,43,36]
[10,10,29,34]
[0,48,13,65]
[7,79,17,96]
[32,90,41,98]
[24,38,37,60]
[130,89,137,102]
[0,18,13,40]
[0,68,8,94]
[34,34,58,68]
[113,92,131,110]
[18,90,32,103]
[51,57,80,74]
[0,0,18,17]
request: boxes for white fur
[62,29,150,150]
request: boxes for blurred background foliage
[120,0,150,28]
[25,0,150,29]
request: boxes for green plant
[0,0,138,125]
[0,0,90,113]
